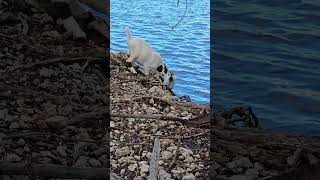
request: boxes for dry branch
[149,133,161,180]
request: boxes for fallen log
[0,161,108,179]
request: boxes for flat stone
[115,146,130,156]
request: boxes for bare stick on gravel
[110,113,189,123]
[149,133,161,180]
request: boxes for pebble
[128,163,137,171]
[140,164,149,174]
[161,151,173,160]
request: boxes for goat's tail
[124,27,131,41]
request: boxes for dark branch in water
[172,0,188,29]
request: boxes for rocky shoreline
[110,52,210,179]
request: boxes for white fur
[124,27,176,90]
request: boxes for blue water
[213,0,320,135]
[110,0,210,104]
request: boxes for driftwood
[149,133,161,180]
[0,161,107,179]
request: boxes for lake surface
[110,0,210,104]
[213,0,320,135]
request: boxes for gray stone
[115,146,130,156]
[88,158,102,167]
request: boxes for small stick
[172,0,188,29]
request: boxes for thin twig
[172,0,188,29]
